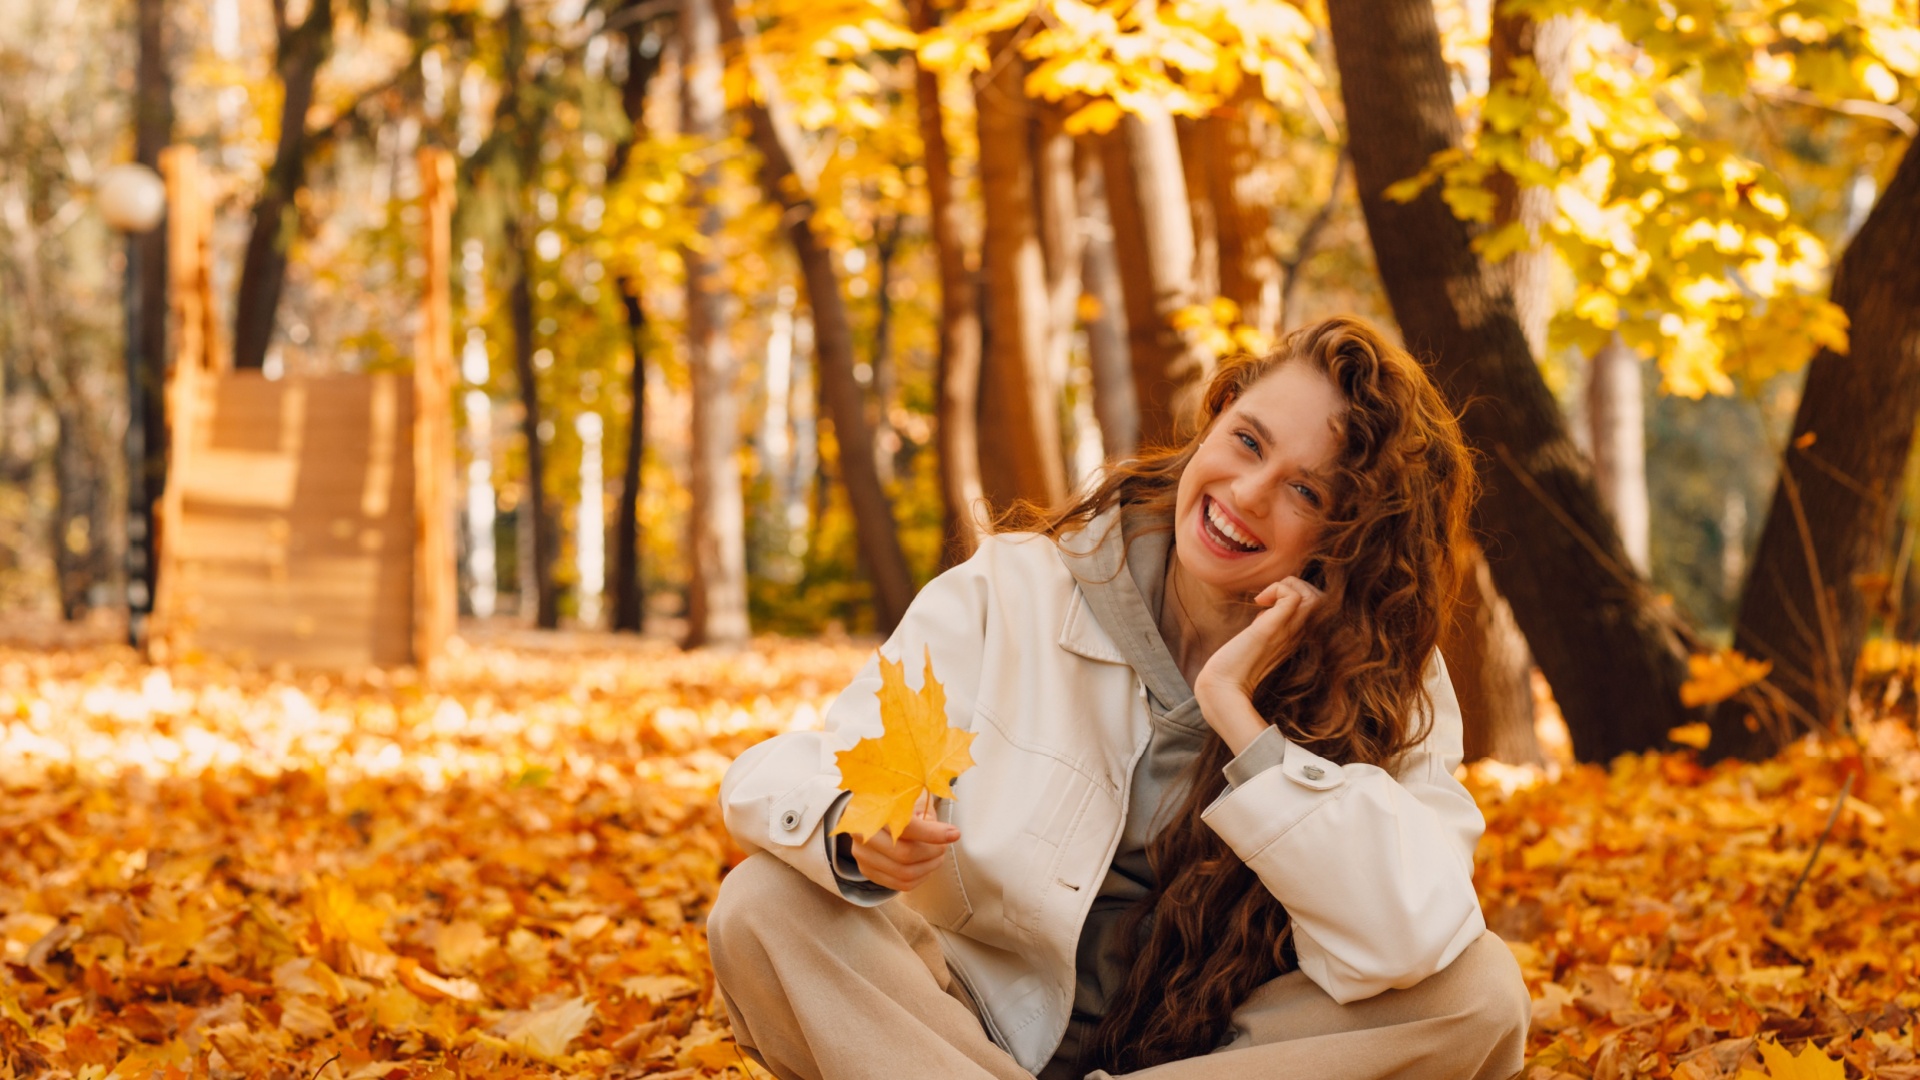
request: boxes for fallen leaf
[497,995,595,1060]
[1737,1036,1847,1080]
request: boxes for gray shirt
[1048,508,1287,1070]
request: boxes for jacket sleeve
[717,540,1000,900]
[1200,650,1487,1003]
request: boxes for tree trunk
[1587,333,1649,573]
[132,0,172,624]
[1486,5,1572,360]
[681,0,750,648]
[870,216,902,487]
[716,0,916,631]
[508,247,558,628]
[975,34,1068,512]
[1076,147,1138,459]
[1453,546,1544,764]
[907,0,985,563]
[1718,136,1920,758]
[1097,106,1210,450]
[231,0,334,371]
[1189,90,1281,343]
[1035,103,1083,442]
[1327,0,1695,763]
[608,10,664,635]
[1443,1,1571,764]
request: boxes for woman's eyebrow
[1237,411,1275,447]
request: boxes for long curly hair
[1001,316,1476,1072]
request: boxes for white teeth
[1206,499,1261,551]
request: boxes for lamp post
[97,163,168,648]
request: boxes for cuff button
[1300,764,1325,780]
[780,809,802,830]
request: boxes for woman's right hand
[849,802,960,892]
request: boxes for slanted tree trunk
[608,12,664,634]
[1076,147,1138,458]
[681,0,750,648]
[716,0,915,631]
[232,0,334,371]
[1327,0,1695,762]
[1097,105,1210,450]
[975,33,1068,511]
[1718,136,1920,758]
[1446,1,1570,764]
[907,0,985,563]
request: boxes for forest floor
[1,630,1917,1080]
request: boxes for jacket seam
[975,699,1113,794]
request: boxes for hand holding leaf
[832,647,976,843]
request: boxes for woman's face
[1172,362,1346,597]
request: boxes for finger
[897,814,961,845]
[852,846,938,889]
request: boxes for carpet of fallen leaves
[2,630,1918,1080]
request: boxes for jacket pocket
[905,845,974,931]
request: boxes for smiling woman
[709,316,1528,1080]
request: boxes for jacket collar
[1056,506,1201,726]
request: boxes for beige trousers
[708,854,1529,1080]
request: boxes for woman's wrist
[1193,679,1269,756]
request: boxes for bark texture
[681,0,750,648]
[1187,91,1281,342]
[907,0,985,563]
[1720,136,1920,758]
[976,36,1068,512]
[1453,547,1544,764]
[717,0,916,631]
[1327,0,1694,762]
[1587,334,1649,573]
[1076,148,1138,459]
[1098,109,1210,450]
[232,0,334,371]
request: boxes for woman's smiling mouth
[1201,495,1265,554]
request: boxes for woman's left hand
[1193,576,1324,710]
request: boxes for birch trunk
[681,0,750,648]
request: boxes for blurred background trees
[0,0,1915,760]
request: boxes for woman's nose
[1230,470,1273,519]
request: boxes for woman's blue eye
[1294,483,1322,507]
[1236,431,1259,452]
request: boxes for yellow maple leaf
[833,648,976,841]
[1737,1036,1846,1080]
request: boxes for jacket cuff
[1222,725,1287,790]
[822,792,897,906]
[1202,738,1346,858]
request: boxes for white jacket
[719,520,1488,1073]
